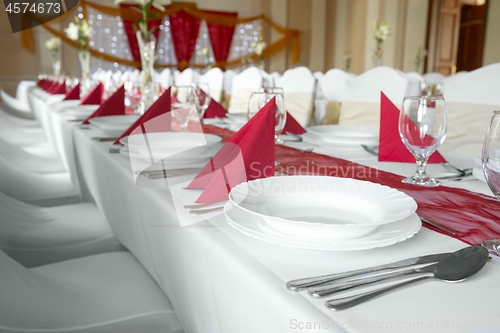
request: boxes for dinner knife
[285,252,451,292]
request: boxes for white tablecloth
[31,87,500,333]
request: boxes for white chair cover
[0,135,65,173]
[0,90,33,118]
[270,71,281,83]
[316,69,355,124]
[0,191,124,267]
[275,66,316,127]
[223,69,236,95]
[0,154,77,204]
[339,67,417,128]
[443,63,500,105]
[0,110,46,145]
[199,67,224,103]
[158,68,173,89]
[423,72,446,85]
[228,67,263,114]
[0,250,184,333]
[313,71,324,80]
[15,80,36,105]
[175,68,200,86]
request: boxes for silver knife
[286,252,451,292]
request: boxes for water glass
[398,95,447,187]
[482,110,500,199]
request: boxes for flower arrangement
[251,36,267,69]
[45,37,61,52]
[343,52,353,72]
[64,17,94,52]
[114,0,171,39]
[201,47,213,70]
[414,46,428,73]
[372,20,390,67]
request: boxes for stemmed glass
[171,85,196,132]
[481,110,500,254]
[482,110,500,199]
[398,95,447,187]
[247,91,286,143]
[193,83,211,121]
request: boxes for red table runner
[203,125,500,246]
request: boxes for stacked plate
[224,176,421,251]
[304,125,379,149]
[88,115,140,135]
[119,132,222,166]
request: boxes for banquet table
[29,87,500,333]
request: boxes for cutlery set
[287,245,491,311]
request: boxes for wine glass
[247,91,286,143]
[398,95,447,187]
[193,82,211,121]
[171,86,195,132]
[482,110,500,199]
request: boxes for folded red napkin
[187,97,276,203]
[281,111,306,135]
[114,88,171,144]
[48,80,66,94]
[44,80,57,92]
[82,85,125,124]
[63,83,80,100]
[80,83,104,105]
[379,92,446,163]
[197,89,227,118]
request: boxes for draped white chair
[0,90,33,118]
[423,72,446,85]
[313,71,324,80]
[317,69,356,124]
[275,66,316,127]
[175,68,199,86]
[199,67,224,103]
[0,153,77,205]
[157,68,173,90]
[223,69,236,96]
[0,249,184,333]
[15,80,36,105]
[339,66,417,129]
[228,67,263,114]
[438,63,500,158]
[0,191,124,267]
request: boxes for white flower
[151,0,171,11]
[80,19,94,38]
[201,47,209,57]
[374,21,390,41]
[254,41,267,57]
[45,37,61,50]
[64,22,79,41]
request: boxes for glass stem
[415,157,429,179]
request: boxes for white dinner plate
[226,113,248,124]
[224,202,421,251]
[306,125,379,146]
[89,115,140,135]
[229,176,417,241]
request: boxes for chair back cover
[228,66,263,114]
[199,67,224,103]
[275,66,316,127]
